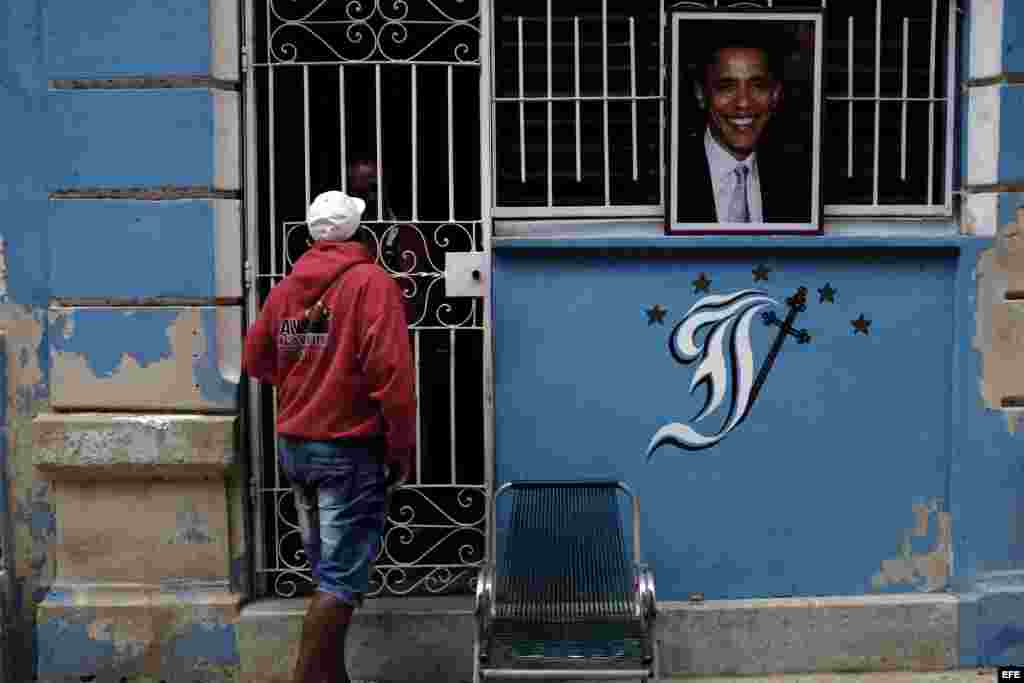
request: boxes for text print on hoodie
[242,238,416,466]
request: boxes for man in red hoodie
[243,190,416,683]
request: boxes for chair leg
[651,638,661,683]
[472,634,481,683]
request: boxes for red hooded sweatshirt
[242,241,416,465]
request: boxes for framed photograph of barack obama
[667,10,824,235]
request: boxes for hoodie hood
[286,240,374,306]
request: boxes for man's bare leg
[292,592,354,683]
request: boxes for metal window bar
[518,16,526,183]
[547,0,554,207]
[451,327,457,485]
[630,16,638,182]
[927,0,937,206]
[575,16,582,182]
[376,64,384,220]
[847,14,853,179]
[872,0,882,207]
[602,0,611,206]
[415,329,423,484]
[411,65,418,220]
[901,17,909,181]
[340,65,347,193]
[304,65,311,209]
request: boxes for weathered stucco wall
[0,0,246,680]
[34,414,243,682]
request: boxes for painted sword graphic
[647,286,811,457]
[748,286,811,411]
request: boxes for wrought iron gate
[242,0,492,598]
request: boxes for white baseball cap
[307,191,367,242]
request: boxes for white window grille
[491,0,958,219]
[823,0,956,216]
[492,0,664,217]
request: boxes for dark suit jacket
[674,130,812,225]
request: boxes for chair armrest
[633,563,657,626]
[475,563,495,635]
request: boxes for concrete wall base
[36,586,242,683]
[236,594,958,683]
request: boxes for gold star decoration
[818,283,837,304]
[646,304,668,326]
[851,314,871,335]
[692,273,711,293]
[752,264,772,282]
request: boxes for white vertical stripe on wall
[970,0,1004,79]
[963,0,1004,236]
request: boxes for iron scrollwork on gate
[268,0,481,64]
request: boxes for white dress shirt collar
[704,128,763,222]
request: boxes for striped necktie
[727,165,750,223]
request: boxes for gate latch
[444,252,489,298]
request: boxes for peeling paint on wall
[197,307,240,404]
[36,598,242,681]
[872,499,951,592]
[49,308,237,411]
[50,309,175,378]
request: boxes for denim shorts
[277,435,388,607]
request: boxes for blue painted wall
[493,236,1024,666]
[1003,0,1024,74]
[1,1,53,309]
[45,0,212,78]
[1000,86,1024,184]
[50,200,221,299]
[50,90,217,188]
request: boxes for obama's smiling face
[698,46,782,161]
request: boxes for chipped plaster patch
[34,414,237,473]
[59,310,73,340]
[975,208,1024,415]
[1007,409,1024,434]
[871,498,951,592]
[87,617,115,641]
[170,503,213,545]
[113,415,172,431]
[0,305,46,392]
